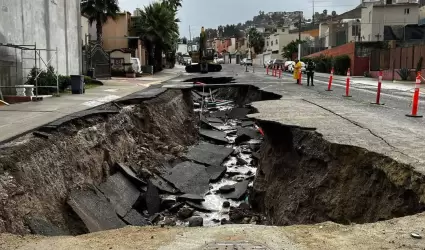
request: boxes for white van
[131,58,143,73]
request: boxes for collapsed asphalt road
[2,64,425,249]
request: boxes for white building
[264,27,310,55]
[361,1,419,41]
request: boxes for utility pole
[312,0,315,26]
[298,12,302,60]
[189,25,192,42]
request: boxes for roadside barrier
[326,67,334,91]
[406,72,423,118]
[266,66,269,75]
[371,70,384,105]
[343,68,352,97]
[278,67,282,78]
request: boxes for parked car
[288,61,306,73]
[284,61,294,71]
[214,57,225,64]
[268,59,285,69]
[245,58,253,66]
[264,59,273,68]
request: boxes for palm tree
[81,0,120,44]
[163,0,182,11]
[132,2,179,71]
[248,28,265,55]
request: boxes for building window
[271,41,274,46]
[276,39,278,44]
[369,11,371,22]
[404,8,410,14]
[352,25,360,36]
[267,41,269,46]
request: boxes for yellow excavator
[185,27,222,73]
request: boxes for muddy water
[183,103,261,226]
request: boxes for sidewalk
[0,67,183,144]
[313,72,419,93]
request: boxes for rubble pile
[64,87,267,232]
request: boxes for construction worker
[293,59,302,84]
[306,59,315,86]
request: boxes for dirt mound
[250,120,425,226]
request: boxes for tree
[181,37,188,44]
[331,10,337,17]
[81,0,120,45]
[281,39,306,59]
[133,1,179,71]
[247,28,265,55]
[163,0,182,11]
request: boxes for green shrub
[311,55,333,73]
[27,66,61,95]
[333,55,351,75]
[111,68,126,77]
[397,68,410,80]
[84,76,92,84]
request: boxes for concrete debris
[177,194,205,203]
[149,174,180,194]
[188,216,204,227]
[122,209,151,226]
[162,161,210,195]
[206,165,227,182]
[221,181,250,200]
[219,185,236,193]
[116,162,147,187]
[199,129,228,144]
[67,188,126,233]
[177,207,194,220]
[145,181,161,215]
[185,143,233,167]
[227,108,250,119]
[26,217,67,236]
[97,172,140,218]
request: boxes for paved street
[0,67,184,144]
[185,64,425,175]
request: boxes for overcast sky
[119,0,360,37]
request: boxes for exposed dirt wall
[0,89,197,235]
[251,120,425,226]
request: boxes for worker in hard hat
[293,59,302,84]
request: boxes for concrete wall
[362,3,419,41]
[0,0,82,94]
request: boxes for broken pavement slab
[25,218,67,236]
[206,165,227,182]
[185,142,233,167]
[149,174,180,194]
[177,194,205,203]
[67,188,126,233]
[162,161,210,196]
[116,162,147,188]
[97,172,141,218]
[199,129,228,144]
[227,108,250,119]
[116,86,167,105]
[145,181,161,215]
[122,209,151,227]
[221,181,249,200]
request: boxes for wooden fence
[370,45,425,71]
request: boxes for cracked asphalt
[194,64,425,175]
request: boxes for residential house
[89,12,147,70]
[361,1,419,42]
[264,27,310,57]
[420,0,425,24]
